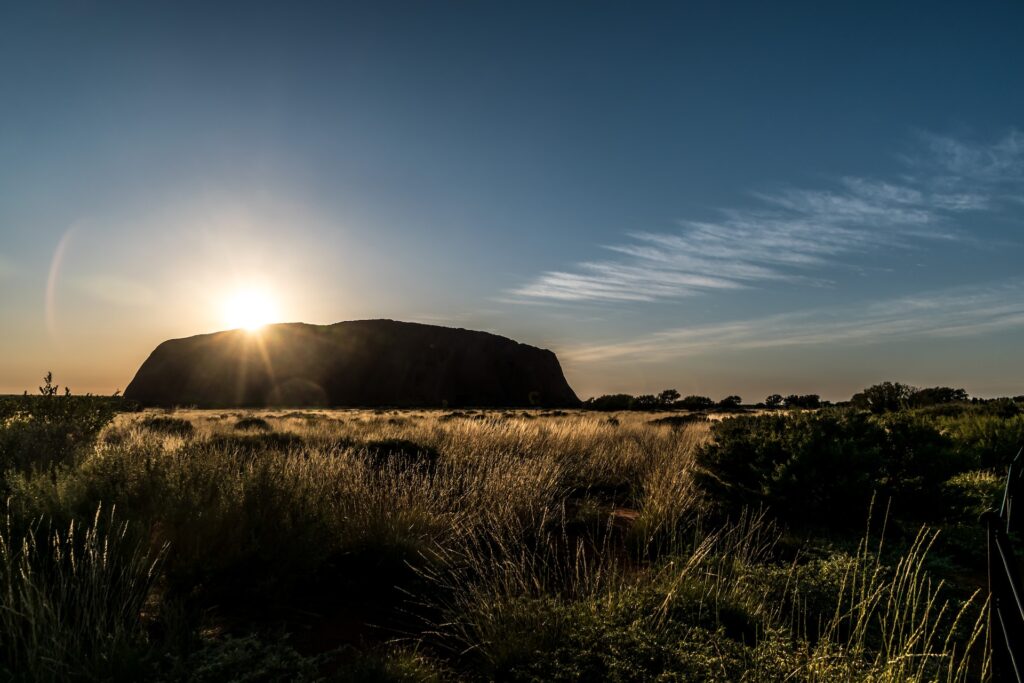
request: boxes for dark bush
[717,395,743,411]
[695,410,962,527]
[873,412,962,509]
[941,414,1024,469]
[161,635,322,682]
[0,374,118,475]
[979,397,1021,418]
[205,432,305,455]
[234,416,272,431]
[141,416,195,437]
[658,389,681,406]
[676,395,715,411]
[783,394,821,409]
[475,590,761,682]
[695,412,877,527]
[331,646,445,682]
[911,403,975,419]
[942,470,1003,521]
[908,386,969,408]
[648,414,709,428]
[584,391,713,412]
[583,394,636,411]
[631,394,660,410]
[360,439,440,473]
[850,382,914,413]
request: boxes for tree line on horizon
[583,380,1024,414]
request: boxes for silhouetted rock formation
[124,320,580,408]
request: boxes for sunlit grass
[0,406,990,680]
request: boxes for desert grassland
[0,405,992,682]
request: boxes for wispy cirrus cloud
[917,129,1024,186]
[512,131,1022,304]
[562,279,1024,364]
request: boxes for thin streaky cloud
[512,132,1023,304]
[919,129,1024,183]
[562,280,1024,365]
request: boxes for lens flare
[45,225,80,338]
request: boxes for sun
[222,287,280,331]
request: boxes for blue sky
[1,1,1023,399]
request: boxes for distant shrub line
[585,380,1024,415]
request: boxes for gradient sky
[2,1,1023,400]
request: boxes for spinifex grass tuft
[0,505,164,682]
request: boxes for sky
[1,1,1023,401]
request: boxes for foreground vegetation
[0,380,1013,680]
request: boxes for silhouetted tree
[783,394,821,409]
[677,395,714,411]
[907,386,968,407]
[632,394,660,410]
[658,389,681,407]
[980,397,1021,418]
[765,394,783,409]
[718,395,742,410]
[39,371,59,397]
[584,394,635,411]
[850,382,914,414]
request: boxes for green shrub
[332,646,447,682]
[942,469,1004,520]
[694,410,962,527]
[940,413,1024,469]
[979,397,1021,418]
[874,412,963,510]
[695,412,876,526]
[472,594,757,682]
[162,635,321,683]
[0,375,118,476]
[910,403,975,418]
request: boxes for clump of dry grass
[799,519,988,682]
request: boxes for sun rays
[222,287,280,331]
